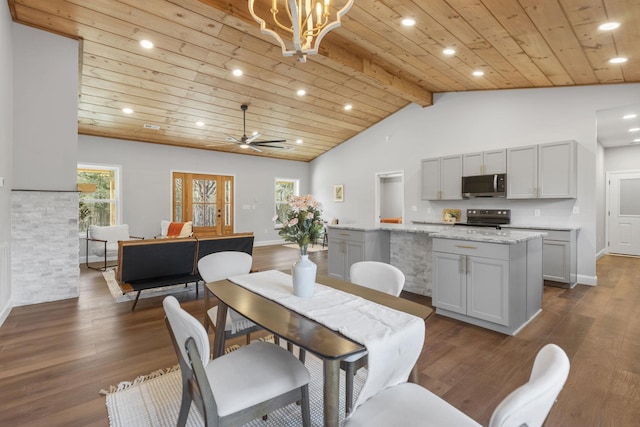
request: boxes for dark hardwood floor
[0,247,639,426]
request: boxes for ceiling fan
[223,104,289,152]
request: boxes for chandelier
[248,0,355,62]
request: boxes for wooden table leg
[213,302,228,358]
[323,358,340,427]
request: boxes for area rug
[102,346,366,427]
[102,268,197,303]
[283,243,327,253]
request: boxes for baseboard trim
[577,274,597,286]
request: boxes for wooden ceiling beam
[198,0,433,107]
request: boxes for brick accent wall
[390,231,432,296]
[11,191,79,306]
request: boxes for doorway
[607,171,640,256]
[375,171,404,224]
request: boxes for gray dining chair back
[344,343,570,427]
[163,295,311,427]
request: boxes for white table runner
[227,270,425,411]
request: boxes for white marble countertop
[411,220,580,232]
[328,223,544,244]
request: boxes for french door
[172,172,234,236]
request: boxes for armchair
[85,224,142,271]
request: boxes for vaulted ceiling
[8,0,639,161]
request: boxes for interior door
[608,171,640,256]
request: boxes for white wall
[78,135,311,245]
[311,84,640,286]
[12,23,78,191]
[0,1,13,325]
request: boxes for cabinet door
[483,149,506,174]
[467,256,509,326]
[433,252,466,314]
[421,158,441,200]
[538,140,576,198]
[327,238,345,279]
[507,145,537,199]
[440,155,462,200]
[462,152,483,176]
[542,240,570,282]
[344,240,365,281]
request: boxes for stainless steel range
[457,209,511,229]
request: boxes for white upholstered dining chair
[198,251,262,346]
[343,261,405,414]
[163,296,311,427]
[344,343,570,427]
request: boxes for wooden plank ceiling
[9,0,639,161]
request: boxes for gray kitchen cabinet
[433,240,510,326]
[462,149,506,176]
[327,228,389,280]
[507,140,576,199]
[421,155,462,200]
[432,236,543,335]
[509,227,578,287]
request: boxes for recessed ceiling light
[629,127,640,132]
[472,70,484,77]
[344,104,353,111]
[140,40,154,49]
[401,18,416,27]
[623,114,637,119]
[297,89,306,96]
[296,139,303,144]
[232,69,243,76]
[599,22,621,31]
[609,57,628,64]
[196,121,204,127]
[443,48,456,55]
[634,138,640,143]
[122,107,133,114]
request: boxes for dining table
[206,271,433,427]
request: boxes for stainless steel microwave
[462,173,506,198]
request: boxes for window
[77,165,120,233]
[172,172,235,236]
[275,178,299,224]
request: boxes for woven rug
[283,243,327,253]
[102,345,366,427]
[102,268,196,303]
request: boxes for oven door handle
[493,174,497,193]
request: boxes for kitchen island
[327,223,545,335]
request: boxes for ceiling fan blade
[246,133,261,143]
[225,135,241,143]
[252,139,287,145]
[248,145,262,152]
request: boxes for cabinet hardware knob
[455,245,477,249]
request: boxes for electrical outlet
[573,206,580,214]
[534,209,540,217]
[411,205,417,212]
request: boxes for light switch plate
[534,209,540,217]
[573,206,580,214]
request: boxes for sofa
[116,233,254,309]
